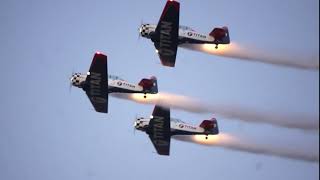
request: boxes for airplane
[134,105,219,155]
[139,0,230,67]
[70,52,158,113]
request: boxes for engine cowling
[139,24,156,39]
[70,73,87,88]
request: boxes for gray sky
[0,0,318,180]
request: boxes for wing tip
[161,61,175,67]
[95,51,107,56]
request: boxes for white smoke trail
[173,132,319,163]
[180,42,319,70]
[111,92,319,130]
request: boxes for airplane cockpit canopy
[108,75,124,81]
[179,25,195,31]
[171,118,186,124]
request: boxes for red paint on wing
[90,52,107,70]
[159,0,180,20]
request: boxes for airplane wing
[154,0,180,67]
[147,105,171,155]
[84,52,108,113]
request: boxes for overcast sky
[0,0,319,180]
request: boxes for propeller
[69,69,75,94]
[69,81,72,93]
[133,114,138,135]
[138,19,144,41]
[138,28,141,40]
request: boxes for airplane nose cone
[134,118,143,129]
[134,119,139,129]
[139,24,148,37]
[70,73,81,87]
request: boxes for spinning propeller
[138,19,144,40]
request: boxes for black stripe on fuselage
[108,86,157,94]
[170,129,218,136]
[138,126,218,136]
[108,86,143,93]
[178,37,213,45]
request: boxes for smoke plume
[173,132,319,162]
[112,92,319,130]
[180,42,319,70]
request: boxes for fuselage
[70,73,144,93]
[134,117,217,136]
[139,24,215,45]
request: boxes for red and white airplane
[134,105,219,155]
[70,52,158,113]
[139,0,230,67]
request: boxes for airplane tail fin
[199,117,219,135]
[209,26,230,45]
[138,76,158,94]
[149,76,158,94]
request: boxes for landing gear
[215,44,218,49]
[144,93,147,99]
[205,135,208,140]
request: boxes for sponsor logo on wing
[89,72,106,104]
[152,117,169,146]
[159,21,175,56]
